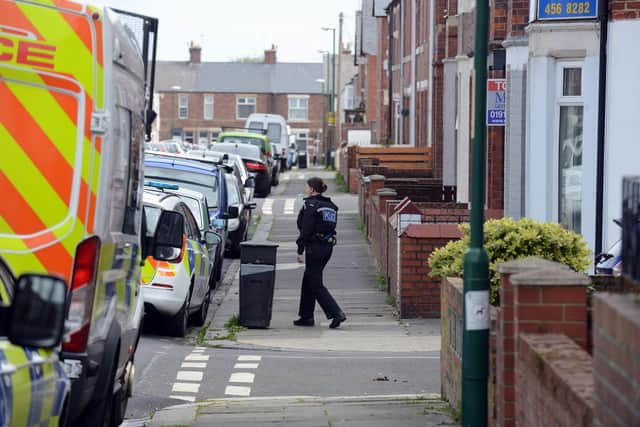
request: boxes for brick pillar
[510,267,590,426]
[593,293,640,426]
[367,175,386,240]
[495,257,572,427]
[376,188,398,214]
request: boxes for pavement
[143,167,455,426]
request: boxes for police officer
[294,177,347,328]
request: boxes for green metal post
[462,0,490,425]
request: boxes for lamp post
[321,26,336,168]
[315,77,328,167]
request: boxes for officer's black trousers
[298,241,342,320]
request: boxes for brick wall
[348,168,360,193]
[592,293,640,426]
[495,258,590,427]
[507,0,530,36]
[440,277,463,410]
[487,70,505,211]
[517,334,594,427]
[398,224,462,317]
[610,0,640,19]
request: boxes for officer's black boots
[329,313,347,329]
[293,317,315,327]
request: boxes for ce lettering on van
[0,36,57,70]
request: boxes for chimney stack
[264,44,277,64]
[189,41,201,65]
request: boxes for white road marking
[194,346,206,350]
[170,395,196,402]
[262,199,274,215]
[172,382,200,393]
[234,363,259,369]
[298,173,305,179]
[185,354,209,361]
[176,371,204,382]
[238,355,262,362]
[192,349,205,353]
[229,372,255,384]
[283,198,295,215]
[225,385,251,397]
[181,362,207,369]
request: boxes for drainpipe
[595,0,609,258]
[427,0,435,148]
[386,8,394,145]
[399,0,405,145]
[410,0,417,146]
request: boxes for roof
[156,61,324,94]
[144,157,220,175]
[143,189,181,207]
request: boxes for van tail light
[63,236,101,353]
[246,162,267,172]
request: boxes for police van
[0,1,158,425]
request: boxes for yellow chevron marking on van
[0,217,47,274]
[18,0,103,104]
[0,125,83,254]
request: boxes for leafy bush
[428,217,591,305]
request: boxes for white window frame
[554,60,584,234]
[178,95,188,119]
[288,95,309,122]
[183,129,194,144]
[203,95,214,120]
[236,96,257,120]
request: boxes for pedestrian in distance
[294,177,347,328]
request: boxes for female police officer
[294,177,347,328]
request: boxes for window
[184,130,194,144]
[178,95,188,119]
[557,65,583,234]
[288,96,309,121]
[199,131,209,145]
[117,106,143,235]
[236,96,256,119]
[203,95,214,120]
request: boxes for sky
[98,0,361,63]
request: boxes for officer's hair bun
[307,177,327,194]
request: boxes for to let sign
[538,0,597,20]
[487,79,506,127]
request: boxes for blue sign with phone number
[538,0,597,19]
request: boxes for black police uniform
[296,194,344,321]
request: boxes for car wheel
[193,289,211,326]
[72,351,118,427]
[171,298,189,337]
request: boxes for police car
[0,257,70,426]
[141,185,217,337]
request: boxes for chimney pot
[264,45,277,64]
[189,41,201,65]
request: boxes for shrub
[428,217,591,305]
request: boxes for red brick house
[154,44,326,150]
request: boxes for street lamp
[321,26,336,167]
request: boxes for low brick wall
[348,168,360,193]
[592,293,640,426]
[517,334,594,427]
[440,277,463,411]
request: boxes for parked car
[245,113,289,150]
[0,257,71,427]
[190,150,256,202]
[209,143,273,197]
[144,154,240,280]
[147,183,225,288]
[216,130,273,159]
[223,172,256,256]
[141,189,217,336]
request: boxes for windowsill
[287,119,309,123]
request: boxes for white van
[245,113,289,149]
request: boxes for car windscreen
[144,166,219,209]
[212,143,262,160]
[267,123,281,144]
[219,136,266,153]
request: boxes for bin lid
[240,240,279,248]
